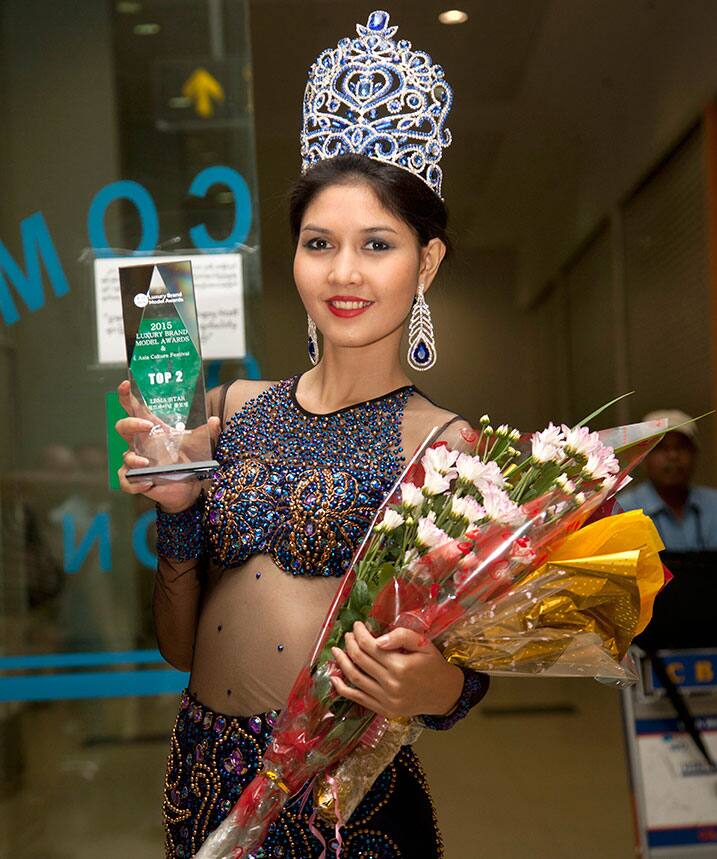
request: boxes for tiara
[300,9,453,199]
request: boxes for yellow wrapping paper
[315,510,665,823]
[443,509,665,671]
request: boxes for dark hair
[288,154,452,258]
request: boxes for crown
[300,10,453,199]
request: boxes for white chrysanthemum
[555,473,576,494]
[602,475,619,494]
[402,547,419,567]
[416,512,452,549]
[422,445,460,476]
[455,454,505,491]
[422,468,452,496]
[375,509,405,532]
[575,492,586,505]
[481,483,525,526]
[582,448,620,481]
[561,425,603,460]
[531,423,566,464]
[450,495,486,524]
[400,482,425,511]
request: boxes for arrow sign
[182,67,225,118]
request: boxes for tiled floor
[0,677,636,858]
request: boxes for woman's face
[293,181,444,352]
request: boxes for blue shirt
[618,481,717,551]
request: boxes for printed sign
[636,715,717,848]
[94,252,245,364]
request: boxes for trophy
[119,259,218,483]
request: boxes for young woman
[116,12,488,858]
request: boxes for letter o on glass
[87,180,160,254]
[189,165,252,249]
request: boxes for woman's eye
[305,238,330,250]
[366,240,390,251]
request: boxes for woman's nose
[328,247,363,286]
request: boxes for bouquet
[197,407,669,858]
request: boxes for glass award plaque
[119,259,218,483]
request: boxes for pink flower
[422,468,452,496]
[481,484,525,526]
[455,454,505,492]
[416,512,452,549]
[422,445,459,476]
[531,423,566,463]
[561,424,603,460]
[450,495,486,525]
[400,482,425,512]
[582,448,619,481]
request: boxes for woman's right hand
[115,380,221,512]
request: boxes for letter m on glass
[0,212,69,325]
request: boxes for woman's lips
[325,297,374,318]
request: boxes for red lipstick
[325,295,374,318]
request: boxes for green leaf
[317,646,334,666]
[575,392,634,428]
[349,580,373,617]
[377,562,396,589]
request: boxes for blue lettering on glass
[63,512,112,574]
[87,179,160,255]
[1,166,252,326]
[0,212,70,325]
[132,508,157,569]
[189,165,252,248]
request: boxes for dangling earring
[407,282,436,371]
[307,313,319,365]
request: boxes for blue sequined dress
[155,375,489,858]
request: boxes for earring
[407,282,436,371]
[307,313,319,365]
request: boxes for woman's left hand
[330,621,464,719]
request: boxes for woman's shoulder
[206,377,282,425]
[405,388,474,452]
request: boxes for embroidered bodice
[204,375,414,577]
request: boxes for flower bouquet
[196,407,670,858]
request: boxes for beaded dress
[155,375,489,858]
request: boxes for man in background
[618,409,717,551]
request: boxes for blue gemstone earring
[307,313,319,365]
[407,282,436,371]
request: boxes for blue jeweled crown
[300,9,454,199]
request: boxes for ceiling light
[133,22,160,35]
[116,1,142,12]
[438,10,468,25]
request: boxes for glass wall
[0,1,260,854]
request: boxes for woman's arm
[330,407,490,724]
[153,498,207,672]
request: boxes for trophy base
[126,460,219,484]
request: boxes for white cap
[642,409,698,447]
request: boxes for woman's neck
[298,336,412,413]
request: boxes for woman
[117,12,488,858]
